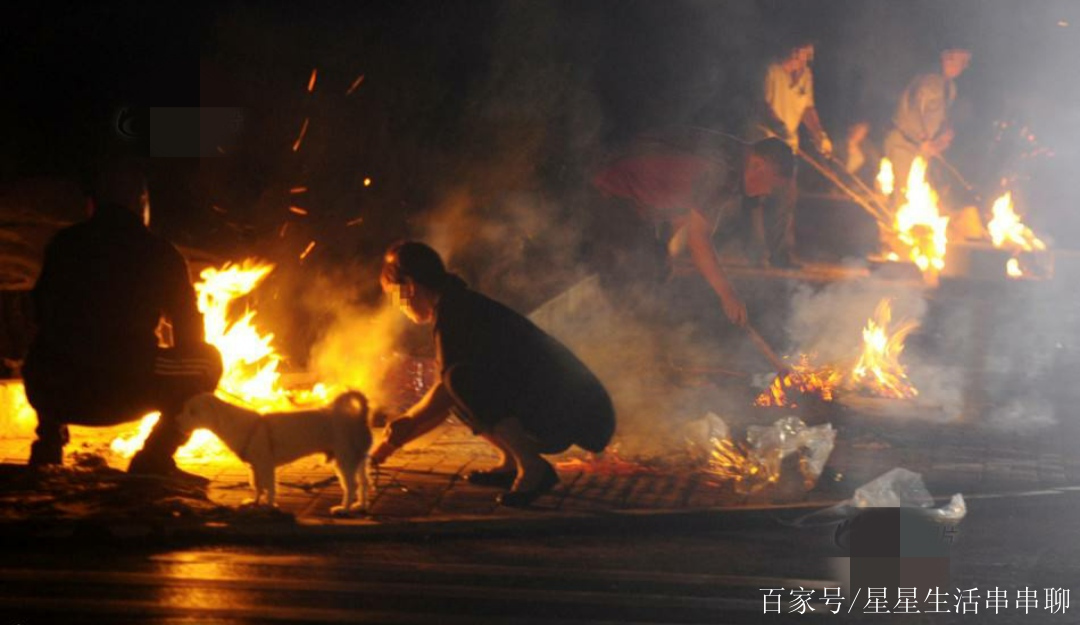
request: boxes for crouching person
[372,241,615,507]
[22,158,222,485]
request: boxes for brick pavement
[2,407,1077,532]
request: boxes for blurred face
[743,154,783,198]
[385,279,437,325]
[941,50,971,79]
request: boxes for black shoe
[128,453,210,488]
[29,441,63,468]
[466,468,517,489]
[497,463,559,508]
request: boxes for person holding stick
[883,48,972,197]
[751,37,834,268]
[590,137,796,326]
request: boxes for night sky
[3,1,1079,285]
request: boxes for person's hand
[720,290,748,327]
[922,129,954,157]
[370,441,397,467]
[818,134,833,157]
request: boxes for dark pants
[443,363,615,454]
[749,177,798,266]
[23,342,223,464]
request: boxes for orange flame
[1006,258,1023,278]
[893,157,949,280]
[988,192,1046,253]
[754,355,842,408]
[876,157,894,196]
[110,259,340,462]
[848,298,919,399]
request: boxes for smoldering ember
[0,1,1077,622]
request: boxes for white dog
[177,391,373,516]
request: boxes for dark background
[2,0,1078,310]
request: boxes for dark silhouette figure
[23,159,222,484]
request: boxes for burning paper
[876,157,894,196]
[894,157,949,280]
[988,192,1046,252]
[754,356,842,408]
[848,298,919,399]
[111,259,339,462]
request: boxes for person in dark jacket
[22,159,222,484]
[371,241,615,507]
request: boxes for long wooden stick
[797,149,895,229]
[744,324,789,376]
[751,124,895,230]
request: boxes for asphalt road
[0,490,1077,624]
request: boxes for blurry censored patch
[114,107,245,157]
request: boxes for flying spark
[346,74,365,96]
[292,118,310,152]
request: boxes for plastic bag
[746,416,837,489]
[851,467,966,522]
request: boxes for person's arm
[162,248,205,346]
[915,76,951,154]
[802,106,832,156]
[686,209,747,326]
[371,381,456,465]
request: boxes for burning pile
[754,356,842,408]
[111,259,341,464]
[987,191,1048,279]
[754,298,920,407]
[893,157,949,280]
[848,298,919,399]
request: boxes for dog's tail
[333,390,369,419]
[332,390,373,459]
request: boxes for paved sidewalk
[1,404,1078,542]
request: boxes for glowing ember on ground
[754,355,842,408]
[988,191,1046,252]
[893,157,949,280]
[876,157,894,196]
[1006,258,1023,278]
[848,298,919,399]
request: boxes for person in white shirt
[883,48,972,198]
[750,39,833,268]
